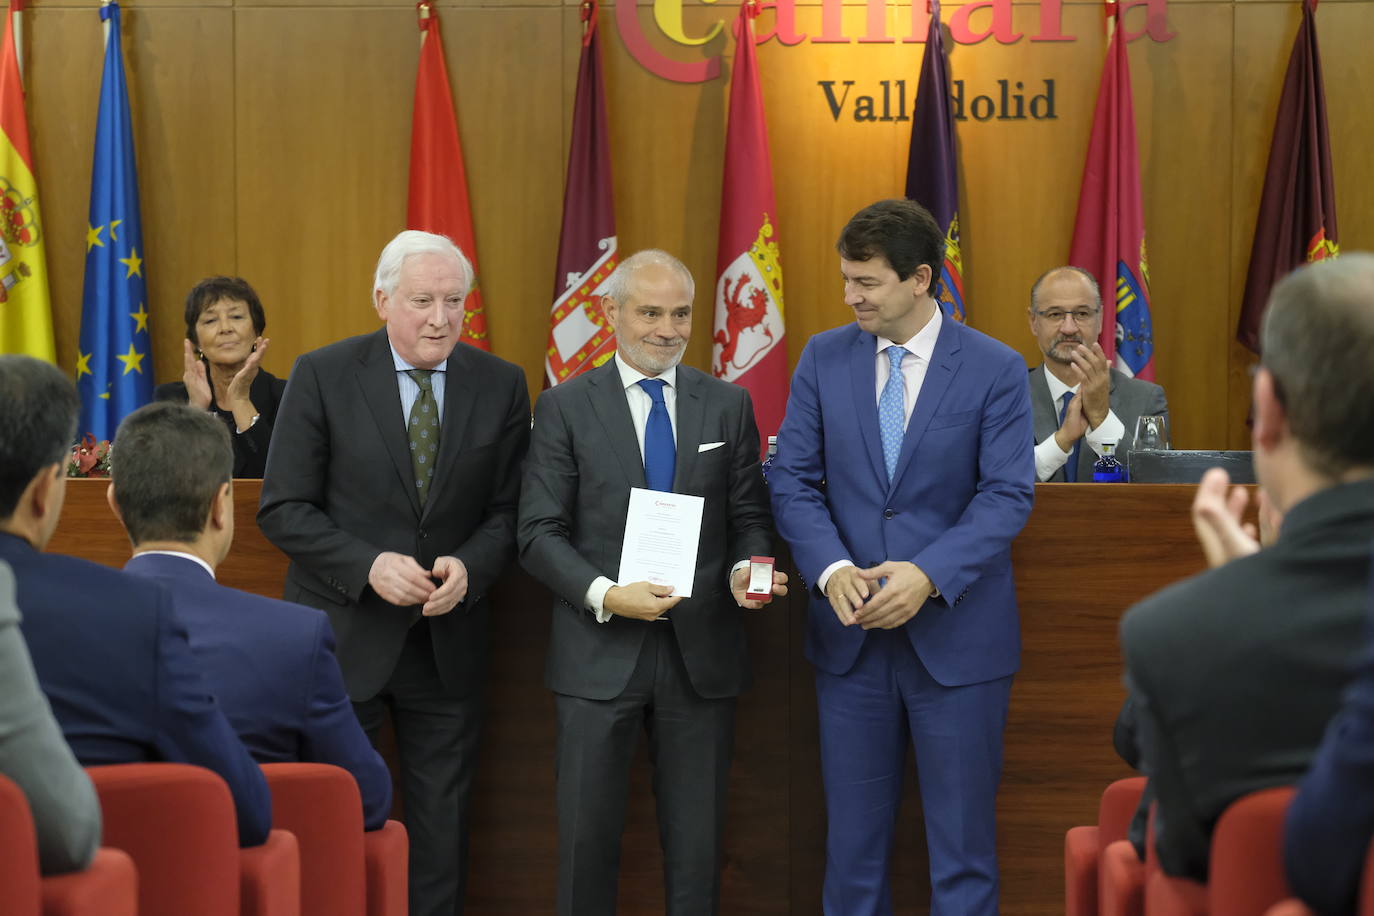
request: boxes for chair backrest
[1361,836,1374,916]
[87,763,239,916]
[261,762,366,916]
[0,772,41,916]
[1208,786,1298,916]
[1099,777,1149,853]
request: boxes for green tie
[406,369,441,505]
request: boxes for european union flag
[76,1,150,441]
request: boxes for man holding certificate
[518,249,786,916]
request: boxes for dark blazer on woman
[154,369,287,478]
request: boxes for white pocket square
[697,441,725,453]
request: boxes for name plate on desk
[1126,449,1255,484]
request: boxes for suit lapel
[421,345,477,522]
[671,368,705,493]
[890,318,962,492]
[587,362,647,489]
[849,334,888,488]
[356,330,422,519]
[1029,365,1059,444]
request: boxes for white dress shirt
[584,354,679,621]
[133,549,216,579]
[390,344,448,422]
[1033,365,1126,482]
[818,307,942,595]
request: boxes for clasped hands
[1190,467,1282,569]
[368,551,468,617]
[825,561,934,630]
[1055,342,1111,451]
[604,567,790,621]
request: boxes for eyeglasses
[1034,308,1100,325]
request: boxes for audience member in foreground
[0,559,101,874]
[1120,253,1374,880]
[110,401,392,828]
[0,354,271,847]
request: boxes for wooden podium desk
[48,479,1207,915]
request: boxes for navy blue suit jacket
[1285,581,1374,915]
[768,317,1035,684]
[0,532,271,846]
[125,553,393,830]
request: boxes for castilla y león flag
[545,0,617,387]
[905,0,966,323]
[712,0,787,451]
[1068,2,1155,381]
[407,1,488,349]
[1236,0,1337,354]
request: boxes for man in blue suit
[769,200,1035,915]
[0,355,271,847]
[108,401,393,829]
[1285,582,1374,916]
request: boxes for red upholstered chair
[0,772,138,916]
[41,849,138,916]
[1067,777,1148,916]
[0,772,42,916]
[1206,787,1298,916]
[1264,901,1315,915]
[1362,836,1374,916]
[363,819,409,916]
[1102,839,1148,916]
[261,763,366,916]
[89,762,300,916]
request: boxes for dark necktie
[407,369,441,504]
[1058,390,1081,483]
[638,378,675,492]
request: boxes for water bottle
[761,436,778,483]
[1092,441,1126,483]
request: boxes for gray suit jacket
[518,361,773,701]
[0,561,101,874]
[1028,364,1168,481]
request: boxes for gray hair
[1029,265,1102,314]
[602,249,695,306]
[1260,252,1374,477]
[373,230,474,298]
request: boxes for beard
[620,336,686,375]
[1047,334,1086,363]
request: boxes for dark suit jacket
[1028,365,1168,482]
[124,552,392,829]
[1284,578,1374,915]
[517,361,773,701]
[768,318,1035,685]
[258,329,529,700]
[155,369,288,479]
[1121,480,1374,880]
[0,532,271,846]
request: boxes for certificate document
[617,487,704,598]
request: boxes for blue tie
[638,378,676,492]
[1058,391,1081,483]
[878,346,908,482]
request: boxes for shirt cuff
[1034,435,1072,482]
[1085,410,1126,458]
[585,576,615,623]
[817,559,855,595]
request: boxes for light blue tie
[638,378,675,492]
[878,346,908,482]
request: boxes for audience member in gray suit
[1026,266,1167,482]
[0,560,101,874]
[518,250,786,916]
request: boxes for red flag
[544,0,618,386]
[712,0,787,452]
[1067,3,1155,380]
[407,1,488,349]
[1236,0,1338,353]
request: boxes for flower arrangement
[67,434,112,478]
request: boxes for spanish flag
[0,0,54,361]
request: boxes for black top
[153,369,288,479]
